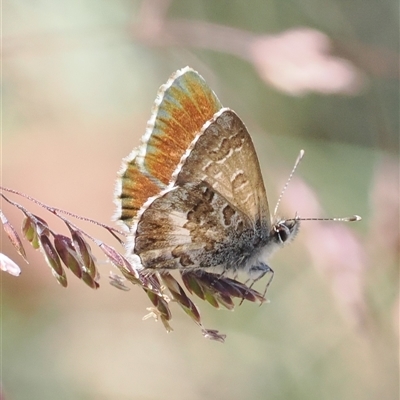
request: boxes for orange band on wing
[115,68,222,228]
[119,162,160,226]
[142,69,222,185]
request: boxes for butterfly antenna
[286,215,362,223]
[273,149,305,219]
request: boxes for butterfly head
[272,217,300,245]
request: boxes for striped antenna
[273,149,305,218]
[286,215,362,222]
[273,150,361,223]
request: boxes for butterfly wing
[115,67,222,228]
[118,68,272,272]
[134,181,259,273]
[175,108,271,231]
[133,110,272,272]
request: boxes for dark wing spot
[171,245,194,267]
[222,205,236,226]
[202,187,215,203]
[210,137,230,161]
[230,131,245,150]
[232,172,247,191]
[180,253,194,267]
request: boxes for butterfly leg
[252,263,274,299]
[240,262,274,305]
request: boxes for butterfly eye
[273,220,299,244]
[275,225,290,243]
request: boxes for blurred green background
[1,1,398,399]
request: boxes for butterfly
[114,66,303,293]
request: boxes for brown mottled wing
[176,109,271,231]
[135,182,255,271]
[134,109,271,271]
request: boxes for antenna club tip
[297,150,305,161]
[293,149,305,166]
[351,215,362,221]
